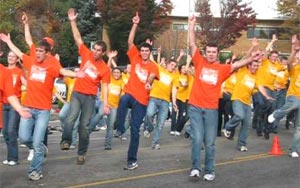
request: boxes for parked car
[52,78,67,103]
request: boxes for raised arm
[22,12,33,47]
[231,50,261,72]
[188,15,197,56]
[244,37,259,58]
[176,49,185,63]
[288,34,299,70]
[107,50,118,69]
[0,33,24,59]
[68,8,83,48]
[128,12,140,49]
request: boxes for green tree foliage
[195,0,256,50]
[277,0,300,35]
[97,0,173,65]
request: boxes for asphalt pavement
[0,115,299,188]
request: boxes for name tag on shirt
[200,67,218,85]
[30,66,47,83]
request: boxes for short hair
[37,40,52,52]
[112,67,121,72]
[268,50,279,57]
[93,41,107,52]
[204,42,219,52]
[138,42,152,51]
[167,58,178,65]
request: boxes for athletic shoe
[77,155,85,165]
[170,131,176,135]
[60,141,70,150]
[203,173,215,181]
[222,129,232,138]
[28,171,43,181]
[189,169,200,177]
[174,131,181,136]
[2,160,8,165]
[289,151,299,158]
[152,144,161,150]
[268,113,276,123]
[143,130,151,138]
[8,161,18,166]
[240,146,248,152]
[124,162,138,170]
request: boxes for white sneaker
[174,131,181,136]
[203,173,215,181]
[222,129,232,138]
[144,130,150,138]
[100,125,107,131]
[19,144,26,148]
[289,151,299,158]
[189,169,200,177]
[8,161,18,166]
[2,160,8,165]
[27,149,34,161]
[170,131,175,135]
[240,146,248,152]
[268,114,276,123]
[152,144,161,150]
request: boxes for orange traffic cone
[269,135,283,155]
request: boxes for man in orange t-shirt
[60,9,111,166]
[115,12,159,170]
[0,33,80,181]
[187,16,259,180]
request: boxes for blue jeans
[105,107,117,148]
[89,100,105,133]
[19,108,50,173]
[144,97,169,145]
[272,96,300,153]
[189,105,218,173]
[225,100,251,147]
[59,102,80,146]
[61,91,96,155]
[3,104,20,162]
[115,94,147,164]
[256,89,276,134]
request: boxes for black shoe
[264,132,270,140]
[184,131,190,139]
[60,141,70,150]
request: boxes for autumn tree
[97,0,173,65]
[195,0,256,50]
[277,0,300,34]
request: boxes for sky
[170,0,279,19]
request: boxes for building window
[247,27,291,40]
[173,23,188,31]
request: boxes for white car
[52,78,67,103]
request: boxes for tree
[96,0,173,65]
[277,0,300,34]
[195,0,256,50]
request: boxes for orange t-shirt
[189,49,232,109]
[0,64,15,103]
[3,67,24,103]
[73,44,110,95]
[125,45,159,105]
[22,54,62,110]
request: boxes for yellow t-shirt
[256,58,284,90]
[176,73,194,102]
[150,66,178,102]
[223,73,237,94]
[274,67,289,89]
[231,67,257,106]
[64,77,76,103]
[122,72,130,85]
[101,77,124,108]
[287,63,300,97]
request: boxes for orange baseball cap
[43,37,54,48]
